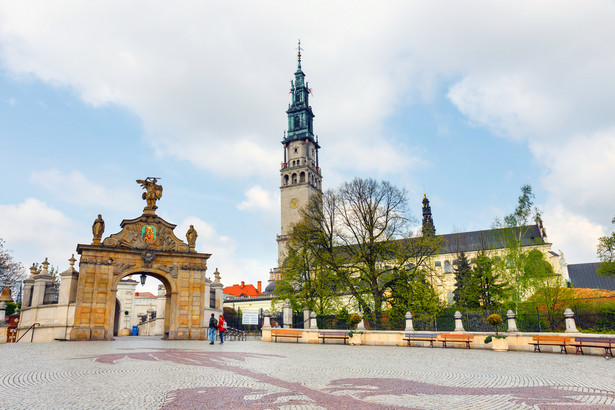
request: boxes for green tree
[467,253,506,309]
[597,217,615,277]
[276,218,340,315]
[389,268,443,324]
[493,185,549,312]
[452,251,472,307]
[529,273,571,330]
[292,178,441,327]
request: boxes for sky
[1,1,614,294]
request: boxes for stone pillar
[210,268,224,310]
[405,312,414,332]
[262,310,271,329]
[22,278,34,308]
[0,301,6,323]
[156,285,166,319]
[454,311,465,332]
[564,308,579,333]
[356,312,366,331]
[310,311,318,329]
[506,309,518,332]
[31,258,54,307]
[303,307,311,329]
[22,263,38,308]
[282,299,292,328]
[59,255,79,305]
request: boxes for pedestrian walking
[208,313,217,345]
[218,314,226,344]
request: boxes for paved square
[1,337,614,409]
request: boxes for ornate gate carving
[69,178,212,341]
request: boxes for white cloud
[176,217,270,286]
[237,185,276,212]
[29,169,139,210]
[543,204,605,264]
[0,198,82,270]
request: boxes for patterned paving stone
[1,337,614,409]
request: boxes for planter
[491,337,508,352]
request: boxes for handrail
[17,323,40,343]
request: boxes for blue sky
[1,1,614,293]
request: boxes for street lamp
[140,274,147,286]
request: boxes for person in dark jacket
[208,313,217,345]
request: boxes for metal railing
[16,323,40,343]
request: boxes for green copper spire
[284,40,318,147]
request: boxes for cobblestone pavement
[1,337,614,409]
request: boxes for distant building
[224,281,262,298]
[568,262,615,291]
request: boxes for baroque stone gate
[69,178,212,341]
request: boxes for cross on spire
[297,39,303,61]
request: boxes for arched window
[294,116,300,129]
[444,260,452,273]
[292,173,297,184]
[299,172,305,183]
[284,175,289,186]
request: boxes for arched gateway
[70,178,212,341]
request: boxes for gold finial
[297,39,303,60]
[69,254,76,269]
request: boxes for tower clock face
[289,198,299,209]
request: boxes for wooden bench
[439,334,474,349]
[271,329,302,343]
[403,333,438,348]
[530,335,570,354]
[571,337,615,358]
[318,331,350,344]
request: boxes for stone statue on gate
[137,177,163,213]
[92,214,105,245]
[186,224,198,251]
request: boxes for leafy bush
[487,313,503,335]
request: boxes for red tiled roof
[134,292,156,298]
[224,282,261,297]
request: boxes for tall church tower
[422,194,436,237]
[276,43,323,270]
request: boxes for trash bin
[132,326,138,336]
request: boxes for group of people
[208,313,227,344]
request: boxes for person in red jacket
[217,314,226,344]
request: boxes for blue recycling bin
[132,326,138,336]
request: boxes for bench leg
[534,344,541,352]
[561,345,567,354]
[429,340,433,348]
[466,342,470,349]
[442,341,447,348]
[605,347,613,358]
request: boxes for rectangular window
[209,290,216,309]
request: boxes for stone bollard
[454,311,465,332]
[282,299,292,328]
[405,311,414,332]
[356,312,366,331]
[506,310,518,332]
[564,308,579,333]
[262,310,271,329]
[310,311,318,329]
[303,307,311,329]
